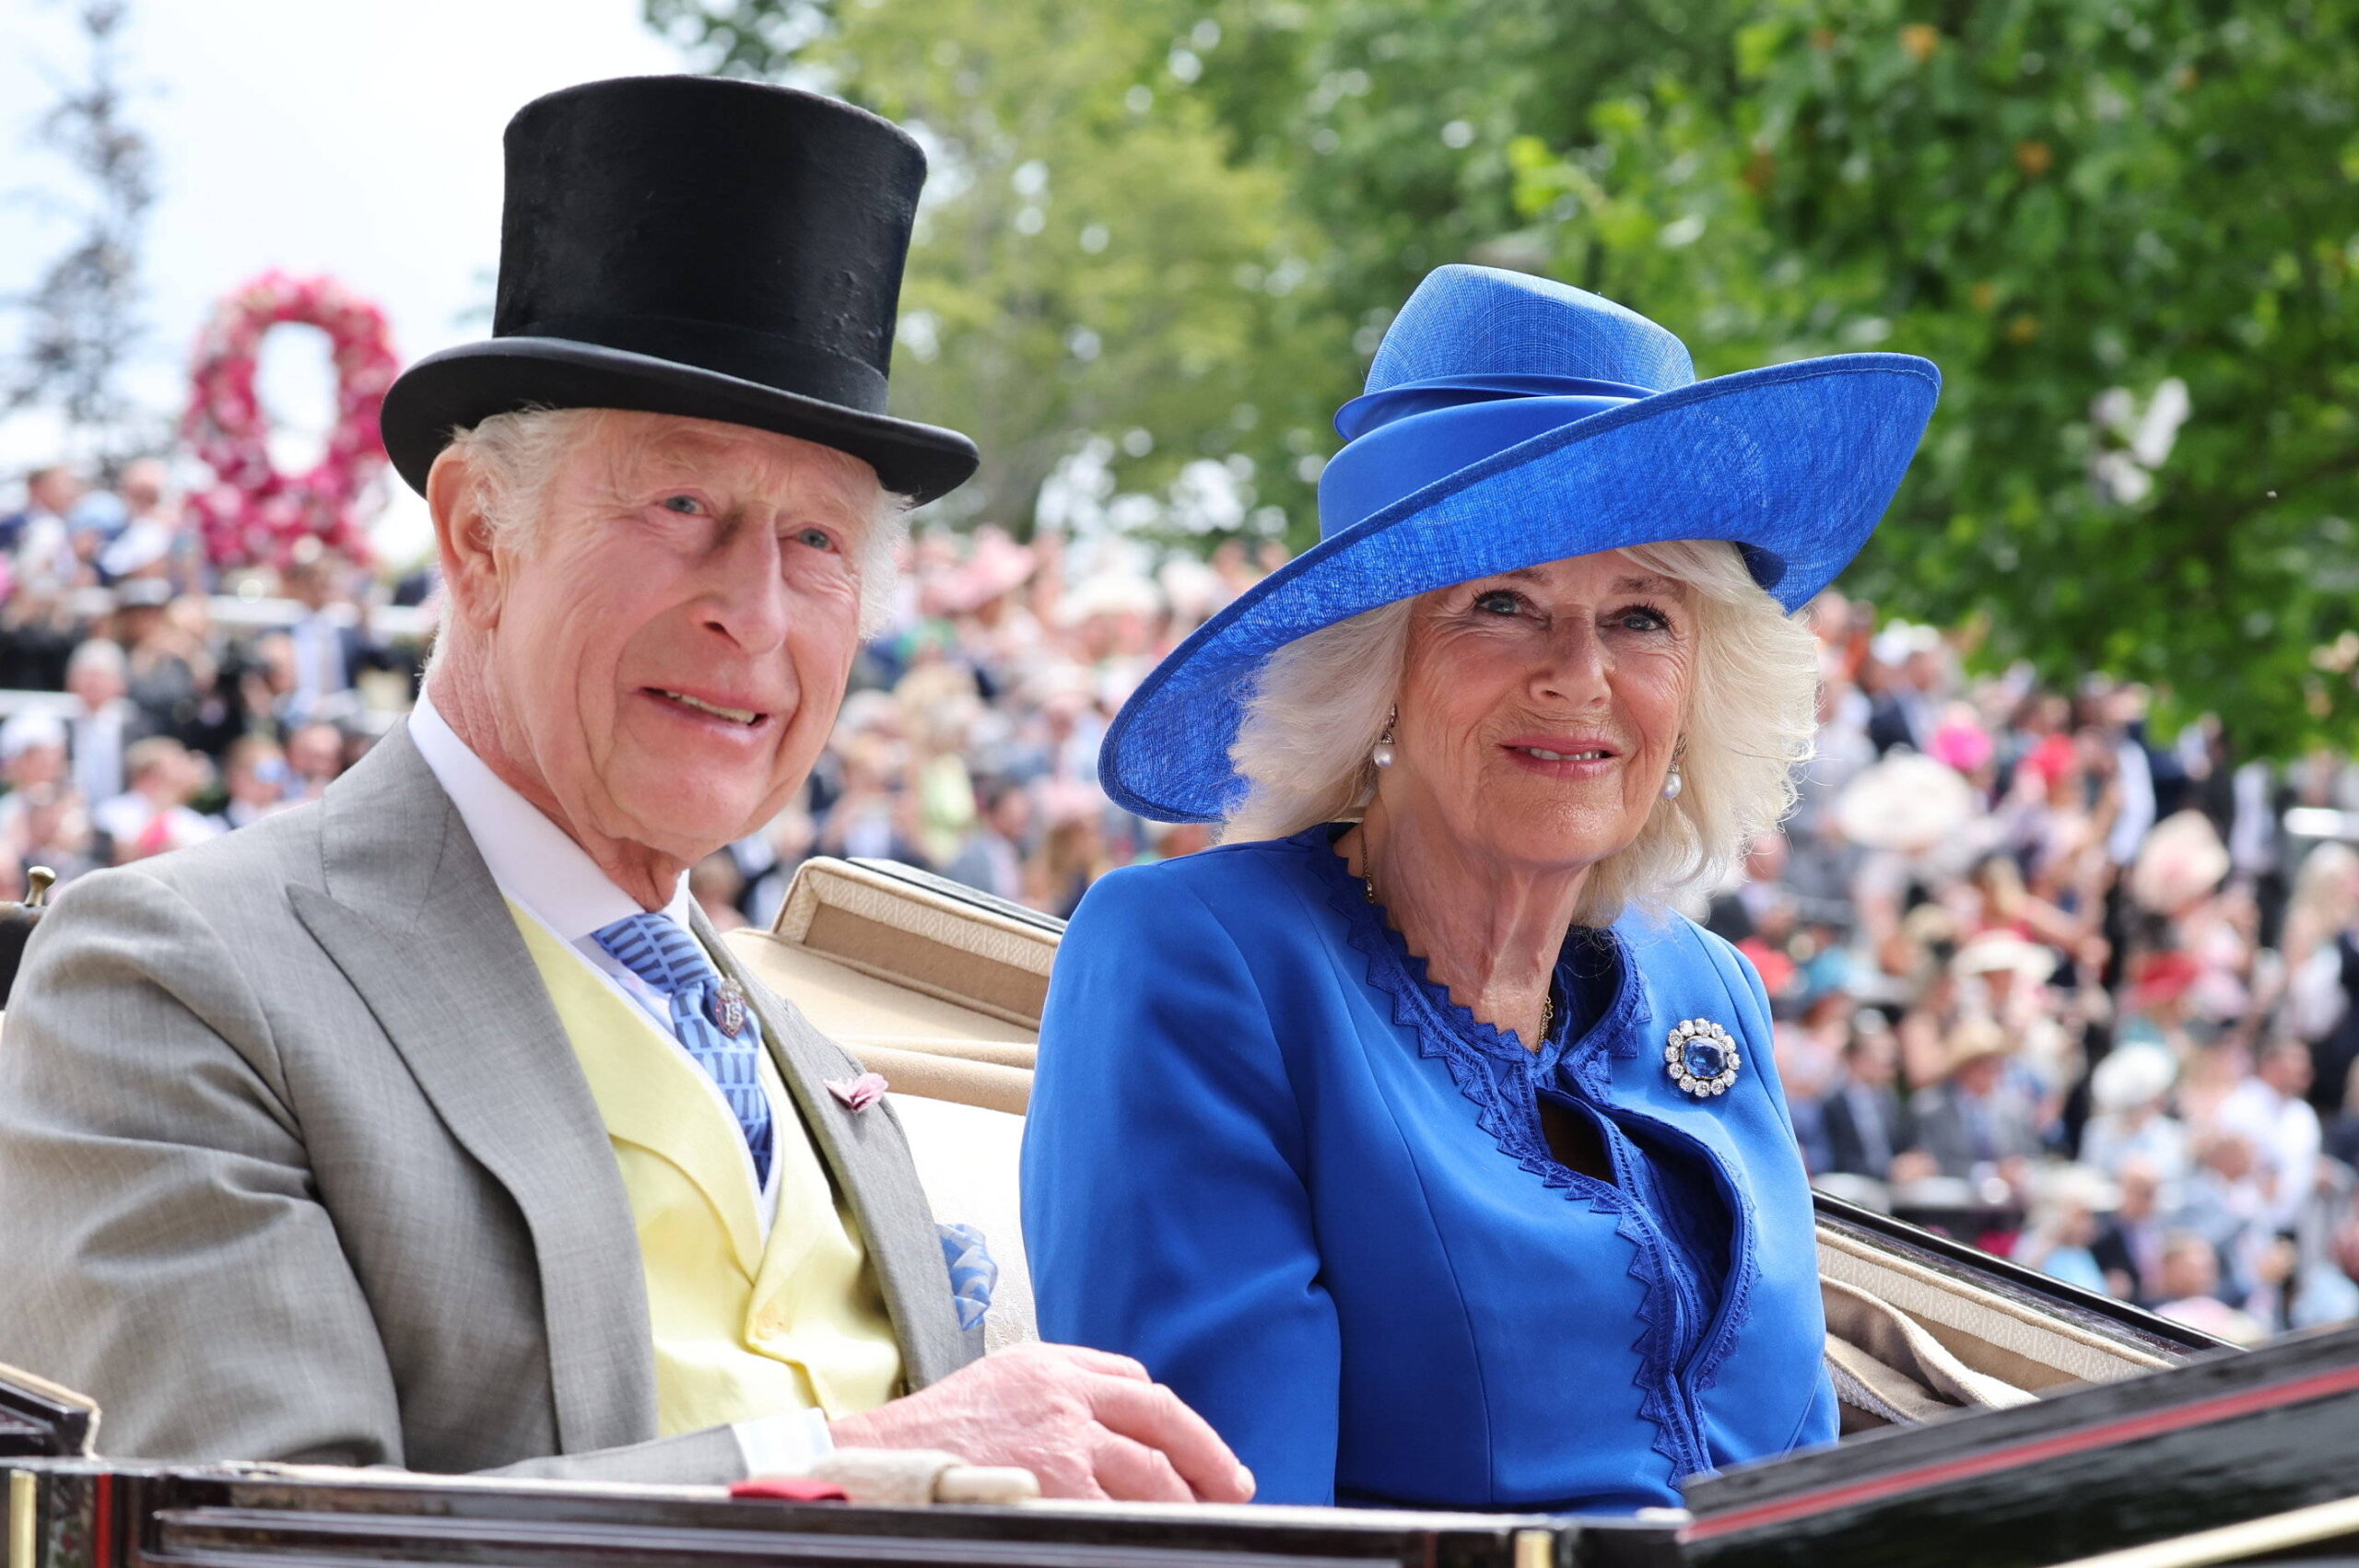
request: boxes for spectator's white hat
[1021,662,1097,710]
[0,711,67,761]
[835,688,903,737]
[1156,555,1223,626]
[2090,1043,2177,1114]
[2129,811,2232,915]
[99,521,172,580]
[113,577,173,610]
[1954,932,2058,986]
[1057,573,1163,627]
[1940,1017,2014,1077]
[1871,620,1943,664]
[2031,1163,2121,1215]
[1835,748,1977,853]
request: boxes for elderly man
[64,637,139,804]
[0,463,84,588]
[0,76,1248,1504]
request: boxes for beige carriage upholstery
[726,859,1049,1352]
[724,857,2183,1425]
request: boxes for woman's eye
[795,526,838,553]
[1616,603,1672,633]
[661,495,702,515]
[1474,591,1523,616]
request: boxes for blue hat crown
[1365,265,1697,400]
[1320,267,1702,541]
[1101,263,1942,823]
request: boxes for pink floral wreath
[184,272,399,570]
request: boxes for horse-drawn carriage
[5,858,2356,1568]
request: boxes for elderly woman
[1021,266,1940,1512]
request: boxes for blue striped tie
[592,912,773,1186]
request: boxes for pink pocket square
[827,1072,889,1112]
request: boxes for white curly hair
[1223,539,1820,928]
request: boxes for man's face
[1956,1053,2006,1097]
[119,605,165,648]
[67,660,123,708]
[2260,1045,2313,1098]
[2204,1134,2255,1182]
[2159,1241,2215,1301]
[473,412,876,864]
[288,724,344,782]
[29,469,80,516]
[119,459,167,512]
[1850,1031,1896,1088]
[988,788,1032,841]
[229,749,283,802]
[288,556,343,611]
[2118,1163,2160,1220]
[6,742,65,790]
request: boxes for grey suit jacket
[1907,1082,2046,1180]
[0,724,979,1481]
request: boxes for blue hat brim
[1100,352,1940,824]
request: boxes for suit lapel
[696,907,980,1387]
[288,726,660,1453]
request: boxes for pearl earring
[1661,738,1686,802]
[1371,708,1397,770]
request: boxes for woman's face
[1382,549,1696,878]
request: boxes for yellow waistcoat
[508,903,904,1437]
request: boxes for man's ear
[427,446,507,631]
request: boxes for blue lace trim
[1300,829,1710,1480]
[1654,923,1760,1397]
[1685,1158,1756,1396]
[938,1222,996,1332]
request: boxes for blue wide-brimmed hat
[1099,264,1941,824]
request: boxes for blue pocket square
[937,1222,997,1331]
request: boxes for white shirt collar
[408,686,694,943]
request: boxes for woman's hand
[827,1341,1256,1504]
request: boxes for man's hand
[827,1341,1253,1504]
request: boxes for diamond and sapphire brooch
[1665,1018,1741,1097]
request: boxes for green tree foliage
[1190,0,1755,342]
[6,0,158,468]
[650,0,2359,752]
[651,0,1344,541]
[1502,0,2359,752]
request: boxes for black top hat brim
[381,337,980,506]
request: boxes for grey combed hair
[1223,540,1820,928]
[439,406,910,637]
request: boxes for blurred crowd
[0,462,423,899]
[695,523,1283,930]
[1725,599,2359,1343]
[9,456,2359,1342]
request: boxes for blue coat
[1022,827,1836,1512]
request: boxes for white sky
[0,0,685,560]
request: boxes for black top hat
[380,76,978,504]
